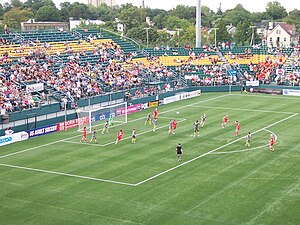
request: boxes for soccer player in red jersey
[269,134,275,152]
[172,119,177,134]
[153,108,158,119]
[222,115,229,128]
[115,129,123,144]
[80,127,87,143]
[235,120,240,136]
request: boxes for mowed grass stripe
[0,92,300,225]
[0,100,293,184]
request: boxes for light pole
[176,28,183,47]
[211,28,219,47]
[196,0,202,47]
[143,27,150,48]
[250,25,256,46]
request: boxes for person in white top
[5,127,14,135]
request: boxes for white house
[265,22,299,47]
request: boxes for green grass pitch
[0,92,300,225]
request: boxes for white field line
[134,113,297,186]
[0,163,136,186]
[190,105,295,115]
[0,135,79,160]
[230,93,300,100]
[60,140,100,147]
[0,94,229,160]
[0,119,187,186]
[211,129,278,155]
[61,118,187,147]
[0,116,152,160]
[212,144,269,155]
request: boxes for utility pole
[143,27,150,48]
[250,25,256,46]
[176,28,183,47]
[142,0,145,8]
[211,27,219,47]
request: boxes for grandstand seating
[0,29,297,117]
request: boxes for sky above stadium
[50,0,299,12]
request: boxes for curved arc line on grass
[211,129,278,155]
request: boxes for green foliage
[169,5,195,21]
[23,0,55,14]
[284,9,300,31]
[223,4,251,26]
[165,16,191,30]
[126,25,158,47]
[179,25,196,47]
[96,4,115,22]
[69,2,91,20]
[250,12,269,23]
[118,4,146,31]
[35,5,61,22]
[234,20,252,46]
[155,31,175,47]
[201,6,214,28]
[214,18,231,43]
[0,4,4,19]
[266,1,288,20]
[152,13,168,29]
[3,7,34,29]
[10,0,22,8]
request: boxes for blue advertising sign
[27,124,58,138]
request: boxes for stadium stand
[0,29,296,121]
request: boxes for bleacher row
[0,29,298,115]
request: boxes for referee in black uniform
[176,143,183,161]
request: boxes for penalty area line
[0,94,228,160]
[134,113,297,186]
[211,129,278,155]
[58,119,187,147]
[0,163,136,186]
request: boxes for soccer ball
[176,111,179,114]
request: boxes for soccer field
[1,92,300,225]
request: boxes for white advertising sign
[246,80,260,87]
[0,131,29,147]
[283,89,300,97]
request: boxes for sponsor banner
[141,103,148,110]
[26,83,44,93]
[57,116,89,131]
[178,90,201,100]
[252,88,282,95]
[162,90,201,105]
[27,124,58,138]
[148,100,159,108]
[184,75,198,80]
[283,89,300,97]
[117,104,142,116]
[163,95,180,105]
[0,131,29,146]
[87,103,143,124]
[246,80,260,87]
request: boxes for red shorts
[173,126,177,130]
[117,136,122,141]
